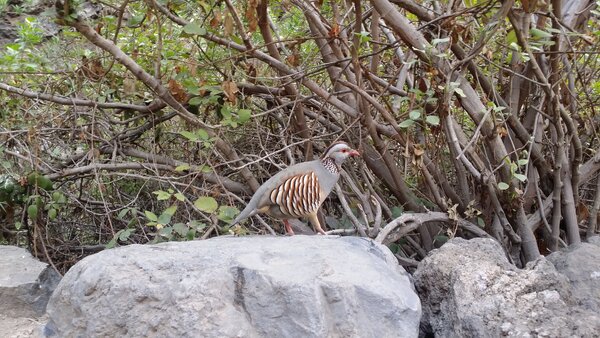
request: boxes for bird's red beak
[349,149,360,157]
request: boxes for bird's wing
[259,170,322,218]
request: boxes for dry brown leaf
[224,11,234,37]
[286,54,299,67]
[168,79,187,102]
[497,125,508,138]
[577,201,590,221]
[447,203,459,222]
[123,77,136,96]
[329,23,340,39]
[81,56,104,81]
[222,80,239,104]
[246,62,257,82]
[246,0,258,32]
[413,144,425,157]
[198,80,207,96]
[210,10,221,29]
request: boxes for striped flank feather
[269,171,321,217]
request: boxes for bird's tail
[229,203,259,227]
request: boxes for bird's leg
[308,214,326,235]
[283,219,295,236]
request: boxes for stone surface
[0,246,61,318]
[0,312,46,338]
[547,241,600,311]
[414,238,600,337]
[45,236,421,338]
[587,235,600,247]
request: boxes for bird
[230,141,360,235]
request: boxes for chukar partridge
[230,142,360,235]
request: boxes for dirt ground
[0,313,46,338]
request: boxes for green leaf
[497,182,510,190]
[163,205,178,216]
[27,204,38,219]
[173,223,188,236]
[48,208,57,220]
[127,14,145,27]
[387,243,400,254]
[159,226,173,237]
[409,110,421,120]
[426,115,440,126]
[531,28,553,39]
[218,206,240,222]
[158,212,173,225]
[119,228,133,241]
[197,129,209,140]
[188,96,204,106]
[27,173,53,191]
[52,191,66,203]
[195,196,218,213]
[106,236,117,249]
[506,30,517,45]
[180,131,198,141]
[14,221,22,230]
[144,210,158,222]
[237,109,251,124]
[183,23,206,35]
[477,217,485,228]
[391,206,404,218]
[434,235,450,245]
[357,31,371,43]
[188,220,207,230]
[399,119,415,128]
[514,173,527,182]
[517,159,529,166]
[118,208,130,219]
[174,192,186,201]
[175,164,191,172]
[153,190,171,201]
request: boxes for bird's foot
[283,220,295,236]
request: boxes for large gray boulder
[414,238,600,337]
[547,239,600,311]
[45,236,421,337]
[0,246,61,318]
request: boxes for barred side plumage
[269,171,321,218]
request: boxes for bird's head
[322,141,360,165]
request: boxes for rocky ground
[0,313,46,338]
[0,246,59,338]
[2,236,600,337]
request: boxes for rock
[45,236,421,338]
[547,241,600,311]
[587,235,600,247]
[0,17,18,46]
[414,238,600,337]
[0,312,47,338]
[0,246,61,318]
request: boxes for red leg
[283,219,295,235]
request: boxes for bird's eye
[341,149,347,153]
